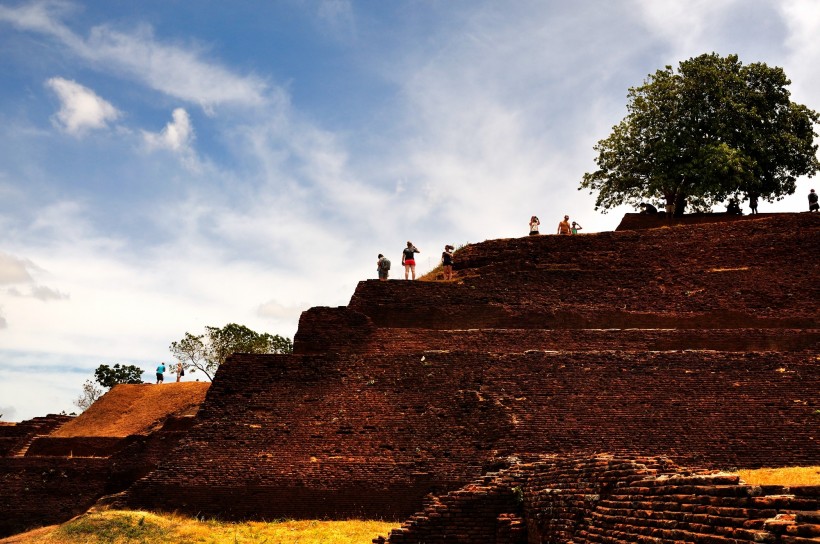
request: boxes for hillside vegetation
[1,511,397,544]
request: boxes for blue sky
[1,0,818,421]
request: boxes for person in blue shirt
[156,362,166,384]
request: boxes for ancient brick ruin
[0,383,208,537]
[1,213,818,541]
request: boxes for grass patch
[736,466,820,486]
[9,510,398,544]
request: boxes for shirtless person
[557,215,572,235]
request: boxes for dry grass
[418,244,468,282]
[53,383,210,438]
[736,466,820,486]
[2,510,398,544]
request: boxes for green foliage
[59,511,166,542]
[581,53,820,213]
[169,323,293,381]
[94,363,144,389]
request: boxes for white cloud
[632,0,742,60]
[45,77,120,135]
[143,108,195,154]
[0,252,34,284]
[8,285,70,301]
[779,0,820,103]
[257,300,308,320]
[0,1,267,111]
[0,405,16,420]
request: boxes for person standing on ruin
[176,361,184,382]
[557,215,571,235]
[665,198,676,219]
[529,216,540,235]
[156,362,165,384]
[571,221,582,235]
[747,191,759,214]
[377,253,390,281]
[402,241,420,280]
[441,245,454,280]
[809,189,819,212]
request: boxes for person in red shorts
[402,241,420,280]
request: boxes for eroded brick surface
[377,456,820,544]
[3,213,819,540]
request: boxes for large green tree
[580,53,819,214]
[169,323,293,381]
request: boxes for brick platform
[3,213,819,540]
[376,455,820,544]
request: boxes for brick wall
[122,348,818,520]
[25,436,134,457]
[0,457,110,537]
[295,322,819,356]
[376,455,820,544]
[348,217,819,330]
[6,214,819,537]
[0,414,72,457]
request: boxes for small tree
[169,323,293,381]
[94,363,144,389]
[580,53,819,214]
[73,363,143,412]
[74,380,103,411]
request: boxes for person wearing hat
[809,189,819,212]
[557,215,572,235]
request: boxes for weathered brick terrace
[1,212,818,541]
[378,455,820,544]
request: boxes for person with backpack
[377,254,391,281]
[402,241,420,280]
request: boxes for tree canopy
[580,53,820,214]
[169,323,293,381]
[94,363,144,389]
[74,363,144,411]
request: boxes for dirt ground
[51,382,210,438]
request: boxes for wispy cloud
[632,0,742,60]
[0,0,268,111]
[316,0,356,39]
[0,252,34,284]
[8,285,69,301]
[45,77,120,135]
[0,405,16,420]
[779,0,820,103]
